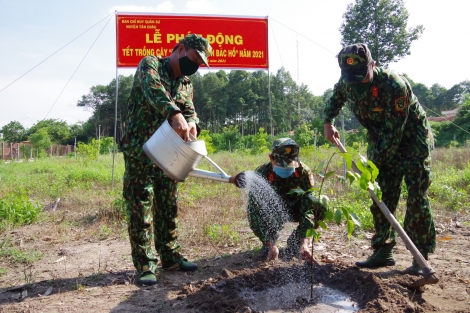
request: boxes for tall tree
[431,83,449,112]
[340,0,424,67]
[1,121,26,143]
[26,119,70,144]
[77,74,134,141]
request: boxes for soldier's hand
[170,112,190,141]
[324,123,341,147]
[187,122,197,138]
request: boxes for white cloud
[184,0,219,14]
[110,2,174,14]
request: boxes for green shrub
[76,140,98,159]
[250,127,270,155]
[198,130,215,154]
[0,192,41,228]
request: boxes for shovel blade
[408,273,439,289]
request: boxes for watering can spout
[229,172,247,188]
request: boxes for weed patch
[204,223,240,245]
[0,237,42,264]
[0,191,41,229]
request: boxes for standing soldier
[231,138,326,263]
[323,43,436,274]
[119,34,212,285]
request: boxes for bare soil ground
[1,209,469,313]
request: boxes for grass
[0,146,468,265]
[0,237,42,264]
[0,192,42,230]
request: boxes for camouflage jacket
[252,161,316,238]
[119,56,198,152]
[324,67,433,166]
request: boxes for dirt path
[1,211,469,312]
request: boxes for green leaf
[373,182,382,200]
[359,154,368,166]
[306,187,316,194]
[339,152,353,170]
[349,212,361,226]
[355,159,366,174]
[317,220,328,230]
[346,171,357,184]
[325,209,334,222]
[367,160,379,181]
[341,207,350,220]
[334,209,342,225]
[317,160,326,172]
[306,229,321,242]
[319,195,329,208]
[359,170,371,190]
[312,229,321,242]
[347,219,355,239]
[324,171,336,179]
[307,193,317,202]
[287,187,305,195]
[359,178,368,190]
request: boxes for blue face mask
[273,165,295,178]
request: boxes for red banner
[116,13,268,69]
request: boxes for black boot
[356,245,396,268]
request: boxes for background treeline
[1,69,469,153]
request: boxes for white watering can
[143,120,232,183]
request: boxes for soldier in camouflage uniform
[119,34,212,285]
[323,43,436,274]
[233,138,326,263]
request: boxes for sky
[1,0,469,129]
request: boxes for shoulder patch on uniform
[394,96,408,111]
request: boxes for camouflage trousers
[370,156,436,255]
[122,150,182,274]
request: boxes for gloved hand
[229,172,247,188]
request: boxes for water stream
[240,282,358,312]
[238,170,359,312]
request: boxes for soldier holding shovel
[323,43,436,275]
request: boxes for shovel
[336,141,439,289]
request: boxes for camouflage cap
[181,34,212,68]
[338,43,373,83]
[271,138,300,168]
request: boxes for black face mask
[179,51,200,76]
